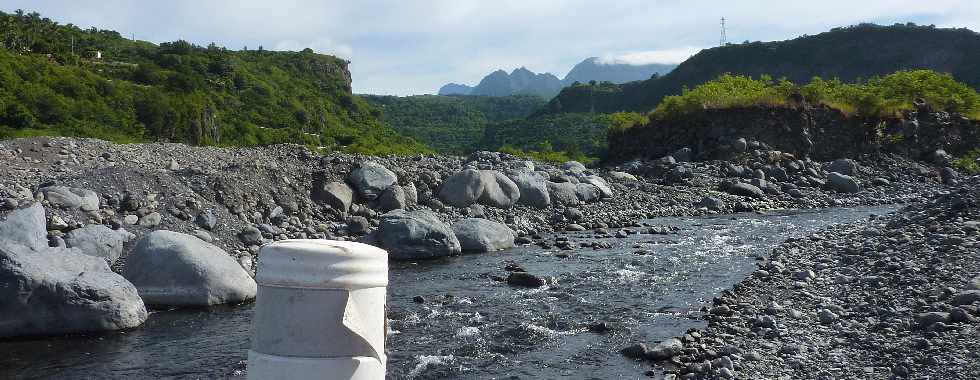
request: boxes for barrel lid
[256,240,388,289]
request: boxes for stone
[621,343,649,359]
[732,138,748,153]
[581,176,613,198]
[195,210,218,230]
[507,272,546,288]
[0,203,47,251]
[646,338,684,361]
[827,159,859,176]
[38,186,100,211]
[313,181,354,212]
[930,149,953,166]
[607,171,637,181]
[941,167,958,185]
[239,226,263,245]
[138,212,162,227]
[698,196,725,210]
[672,147,693,162]
[348,216,371,235]
[192,229,213,242]
[561,161,587,174]
[511,171,550,208]
[64,225,135,264]
[123,230,257,307]
[951,290,980,306]
[547,182,579,205]
[477,170,521,209]
[403,182,418,207]
[827,172,861,193]
[726,182,764,199]
[0,242,148,338]
[438,169,484,208]
[453,218,515,253]
[375,210,461,260]
[818,309,839,324]
[574,183,602,202]
[378,184,407,212]
[915,312,950,329]
[348,161,397,201]
[123,214,139,225]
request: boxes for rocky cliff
[607,104,980,162]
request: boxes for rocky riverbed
[622,177,980,379]
[0,136,975,377]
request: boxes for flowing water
[0,206,894,379]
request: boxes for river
[0,206,894,379]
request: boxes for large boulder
[439,170,520,209]
[548,181,580,205]
[378,184,408,212]
[38,186,100,211]
[453,218,515,253]
[375,210,461,260]
[607,171,637,181]
[123,230,257,307]
[561,161,587,175]
[0,203,47,251]
[313,181,354,212]
[64,225,135,264]
[827,172,861,193]
[827,159,858,176]
[511,171,550,208]
[582,176,613,198]
[0,206,147,338]
[725,182,765,199]
[575,183,602,203]
[439,169,484,208]
[478,171,520,209]
[348,162,397,201]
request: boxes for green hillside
[541,23,980,116]
[362,94,546,154]
[0,10,428,154]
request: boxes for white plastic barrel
[248,240,388,380]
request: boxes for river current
[0,206,894,379]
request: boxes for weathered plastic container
[248,240,388,380]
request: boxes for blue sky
[3,1,978,95]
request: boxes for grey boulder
[827,172,861,193]
[726,182,764,199]
[478,170,520,209]
[453,218,515,253]
[439,169,484,208]
[575,183,602,203]
[375,210,461,260]
[378,184,407,212]
[0,203,48,251]
[123,230,257,307]
[827,159,858,176]
[581,176,613,198]
[348,162,397,201]
[548,181,580,205]
[511,171,550,208]
[561,161,587,174]
[38,186,100,211]
[64,225,136,264]
[313,181,354,212]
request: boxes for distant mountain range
[540,23,980,115]
[438,58,677,98]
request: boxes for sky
[3,1,979,95]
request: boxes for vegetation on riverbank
[0,10,429,155]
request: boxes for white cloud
[598,47,706,66]
[5,0,980,95]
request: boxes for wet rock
[646,338,684,361]
[123,230,257,307]
[453,218,515,253]
[621,343,649,359]
[698,196,725,211]
[348,161,397,201]
[506,272,546,288]
[374,210,461,260]
[64,225,135,264]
